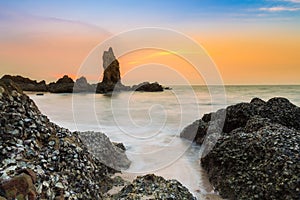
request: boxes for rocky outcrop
[102,47,121,85]
[1,75,48,92]
[112,174,196,200]
[2,48,167,94]
[96,47,130,93]
[181,97,300,199]
[48,75,74,93]
[201,119,299,200]
[96,47,164,93]
[132,82,164,92]
[181,97,300,144]
[0,79,127,199]
[73,76,95,93]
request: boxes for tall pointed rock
[102,47,121,84]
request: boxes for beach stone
[0,172,36,200]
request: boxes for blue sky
[1,0,300,32]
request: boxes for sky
[0,0,300,85]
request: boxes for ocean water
[28,85,300,199]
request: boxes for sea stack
[102,47,121,85]
[96,47,127,93]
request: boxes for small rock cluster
[181,97,300,199]
[0,79,125,199]
[111,174,196,200]
[1,48,165,94]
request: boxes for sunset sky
[0,0,299,85]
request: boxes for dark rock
[113,142,126,151]
[181,96,300,199]
[181,97,300,144]
[201,121,300,200]
[132,82,164,92]
[96,47,165,93]
[96,47,131,93]
[73,76,95,93]
[48,75,74,93]
[102,47,121,85]
[112,174,196,200]
[1,75,48,92]
[180,119,208,144]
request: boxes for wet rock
[112,174,196,200]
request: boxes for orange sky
[0,14,300,85]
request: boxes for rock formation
[48,75,74,93]
[96,47,129,93]
[132,82,163,92]
[73,76,95,93]
[0,79,129,199]
[97,47,164,93]
[181,97,300,199]
[1,75,48,92]
[112,174,196,199]
[1,48,167,94]
[102,47,121,85]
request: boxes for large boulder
[79,131,131,170]
[1,75,48,92]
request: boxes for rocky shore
[0,79,194,199]
[1,48,165,94]
[181,97,300,199]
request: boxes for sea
[27,85,300,199]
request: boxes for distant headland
[1,47,169,94]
